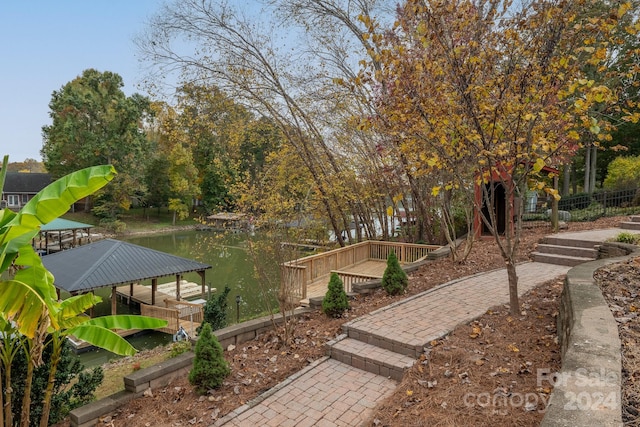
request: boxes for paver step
[541,236,600,249]
[327,336,415,381]
[530,252,594,267]
[629,215,640,223]
[620,221,640,231]
[341,322,425,358]
[535,243,598,259]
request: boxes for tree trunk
[562,164,571,196]
[4,364,12,427]
[506,260,519,315]
[589,145,597,194]
[19,356,35,427]
[583,144,591,193]
[39,338,62,427]
[0,366,4,427]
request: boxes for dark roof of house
[3,173,52,193]
[41,218,94,232]
[42,239,211,293]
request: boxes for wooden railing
[330,271,376,293]
[141,305,179,335]
[282,241,440,301]
[140,299,204,335]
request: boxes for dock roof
[40,218,93,232]
[42,238,211,293]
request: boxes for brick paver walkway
[214,262,570,426]
[344,262,571,351]
[215,358,397,426]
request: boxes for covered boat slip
[34,217,100,254]
[42,239,212,339]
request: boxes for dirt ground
[56,216,629,427]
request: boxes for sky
[0,1,164,163]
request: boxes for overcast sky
[0,0,164,163]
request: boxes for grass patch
[62,208,203,235]
[93,349,173,399]
[610,231,640,245]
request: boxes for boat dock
[115,280,208,306]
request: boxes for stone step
[541,236,600,249]
[620,221,640,231]
[530,252,595,267]
[341,323,424,358]
[630,215,640,223]
[326,336,415,381]
[535,243,598,259]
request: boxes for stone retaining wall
[69,307,311,427]
[541,242,639,427]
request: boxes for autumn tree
[360,0,639,314]
[138,0,407,245]
[41,69,152,218]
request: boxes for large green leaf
[58,293,102,323]
[69,315,168,356]
[4,165,116,242]
[82,315,167,330]
[0,279,48,338]
[68,324,138,356]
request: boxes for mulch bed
[594,257,640,425]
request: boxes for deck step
[540,236,600,249]
[620,221,640,231]
[327,336,415,381]
[531,252,595,267]
[535,243,598,259]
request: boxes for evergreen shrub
[322,272,349,317]
[381,250,408,295]
[199,286,231,333]
[189,323,230,394]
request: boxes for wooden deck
[115,281,205,306]
[302,260,387,305]
[283,240,441,306]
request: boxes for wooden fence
[140,299,204,335]
[282,241,440,302]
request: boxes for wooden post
[151,278,157,306]
[198,270,206,298]
[176,274,181,301]
[111,286,117,315]
[552,175,559,233]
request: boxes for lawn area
[62,207,202,234]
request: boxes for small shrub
[613,232,640,245]
[98,218,126,234]
[169,340,192,358]
[189,323,230,394]
[382,250,408,296]
[322,272,349,317]
[199,286,231,333]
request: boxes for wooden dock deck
[284,241,441,306]
[115,281,206,306]
[301,259,387,305]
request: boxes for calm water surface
[79,229,278,367]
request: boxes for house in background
[1,172,52,210]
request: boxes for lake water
[79,229,279,367]
[121,229,277,321]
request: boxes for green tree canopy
[41,69,152,218]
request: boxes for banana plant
[0,159,167,426]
